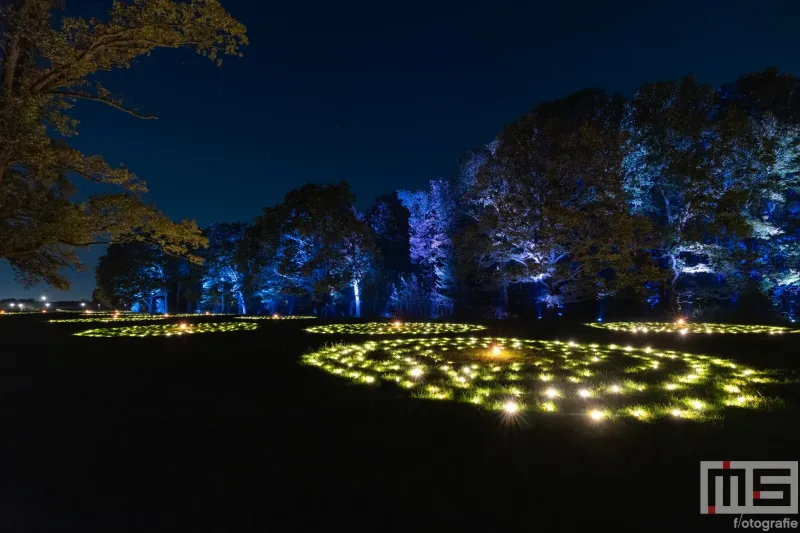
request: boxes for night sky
[2,0,798,300]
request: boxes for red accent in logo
[753,491,760,500]
[708,506,716,514]
[723,461,731,469]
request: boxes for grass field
[1,314,798,531]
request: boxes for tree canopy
[94,68,800,322]
[0,0,247,288]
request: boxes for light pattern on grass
[235,315,317,320]
[587,321,792,335]
[51,315,171,323]
[305,322,487,335]
[161,313,236,317]
[302,337,787,422]
[74,321,258,338]
[76,311,135,315]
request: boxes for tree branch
[53,91,158,120]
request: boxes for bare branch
[53,90,158,120]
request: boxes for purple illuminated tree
[399,179,456,317]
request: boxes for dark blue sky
[2,0,798,300]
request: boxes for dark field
[1,315,799,531]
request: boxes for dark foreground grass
[1,315,798,532]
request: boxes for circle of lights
[587,321,792,335]
[305,322,487,335]
[235,315,317,320]
[302,337,786,421]
[73,321,258,338]
[51,316,172,323]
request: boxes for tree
[200,222,249,314]
[723,69,800,317]
[399,179,456,317]
[0,0,247,288]
[366,192,411,315]
[625,75,778,312]
[460,89,660,313]
[246,183,376,316]
[94,241,169,312]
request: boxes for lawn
[1,314,798,531]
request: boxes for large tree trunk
[235,291,246,315]
[1,1,31,98]
[498,280,508,318]
[352,279,361,318]
[667,253,680,311]
[0,1,32,186]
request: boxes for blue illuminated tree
[200,222,250,314]
[623,71,797,315]
[247,183,376,316]
[94,242,169,312]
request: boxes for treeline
[95,69,800,321]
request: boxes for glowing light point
[409,367,424,378]
[680,328,688,336]
[691,400,704,410]
[503,401,519,414]
[610,385,620,393]
[179,323,188,330]
[578,389,591,398]
[491,345,502,356]
[589,410,604,421]
[665,383,677,391]
[671,409,683,418]
[545,388,558,398]
[676,318,685,325]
